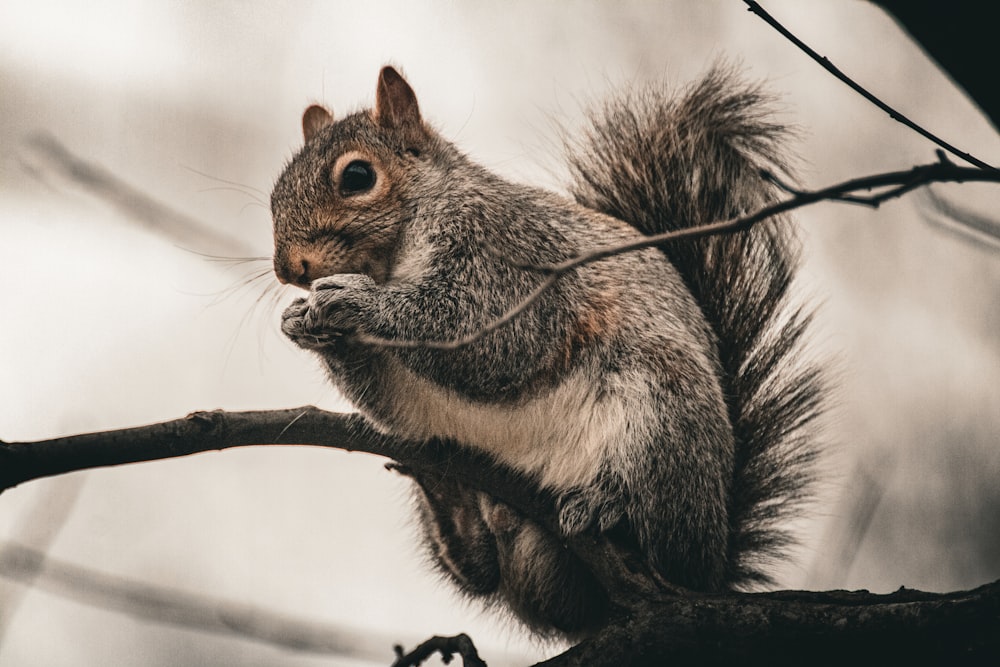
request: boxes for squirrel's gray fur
[271,65,822,639]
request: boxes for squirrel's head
[271,66,434,288]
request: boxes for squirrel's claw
[281,274,376,350]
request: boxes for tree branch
[392,633,487,667]
[743,0,995,169]
[542,582,1000,666]
[355,158,1000,351]
[3,409,998,665]
[0,408,555,530]
[0,408,375,493]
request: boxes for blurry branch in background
[18,133,257,258]
[0,476,85,641]
[743,0,994,169]
[808,464,888,590]
[0,409,999,665]
[0,541,401,662]
[918,187,1000,252]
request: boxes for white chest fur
[373,357,655,491]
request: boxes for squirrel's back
[565,66,822,585]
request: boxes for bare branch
[0,408,554,525]
[541,582,1000,666]
[743,0,995,170]
[354,159,1000,351]
[0,408,374,494]
[2,410,998,664]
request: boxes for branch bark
[0,408,553,527]
[543,583,1000,666]
[0,408,379,493]
[2,409,998,665]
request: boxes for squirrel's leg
[479,495,610,638]
[403,466,609,638]
[404,470,502,595]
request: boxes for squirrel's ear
[374,66,423,135]
[302,105,334,142]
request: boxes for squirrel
[271,65,822,639]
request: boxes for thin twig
[2,410,999,664]
[743,0,996,170]
[353,272,560,350]
[352,160,1000,351]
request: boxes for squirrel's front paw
[281,274,376,350]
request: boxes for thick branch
[3,409,998,664]
[0,408,549,523]
[0,408,373,492]
[542,582,1000,666]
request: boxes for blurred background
[1,1,998,665]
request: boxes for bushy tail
[564,66,823,587]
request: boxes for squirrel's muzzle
[274,248,324,289]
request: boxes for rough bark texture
[2,408,998,665]
[540,584,1000,666]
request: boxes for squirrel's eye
[340,160,376,195]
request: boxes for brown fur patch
[560,285,621,373]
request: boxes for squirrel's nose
[275,250,319,289]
